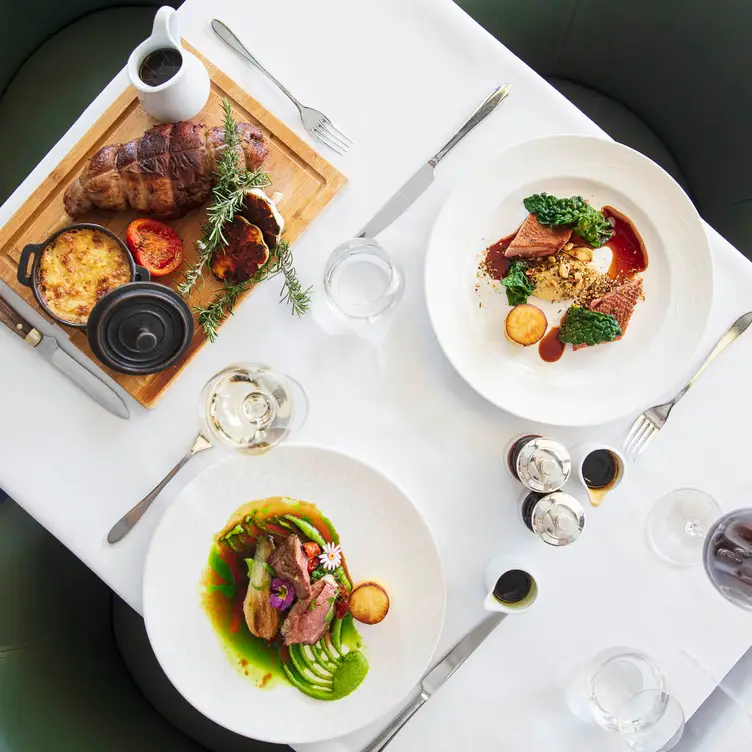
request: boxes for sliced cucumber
[288,645,333,687]
[300,644,334,680]
[322,632,341,663]
[313,642,339,673]
[332,616,344,655]
[281,662,335,701]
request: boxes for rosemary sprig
[178,99,269,296]
[196,240,312,342]
[179,97,311,338]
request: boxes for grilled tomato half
[125,219,183,277]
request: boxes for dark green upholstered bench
[456,0,752,258]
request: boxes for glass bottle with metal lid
[521,490,585,546]
[508,434,571,493]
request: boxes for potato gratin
[38,228,131,325]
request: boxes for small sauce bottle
[507,434,571,493]
[521,490,585,546]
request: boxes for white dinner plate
[143,444,445,744]
[424,134,714,426]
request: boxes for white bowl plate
[143,444,445,744]
[425,135,714,426]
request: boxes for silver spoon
[107,433,213,543]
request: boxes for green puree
[206,547,285,686]
[282,615,369,701]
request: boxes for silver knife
[0,294,129,419]
[362,612,506,752]
[357,84,511,239]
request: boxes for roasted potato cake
[349,582,390,625]
[505,304,547,346]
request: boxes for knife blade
[357,83,511,239]
[0,294,129,419]
[362,612,506,752]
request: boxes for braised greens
[523,193,614,247]
[558,306,622,346]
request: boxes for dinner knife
[357,84,511,239]
[0,295,129,419]
[362,612,506,752]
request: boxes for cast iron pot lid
[87,282,193,375]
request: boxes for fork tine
[311,125,345,155]
[320,116,354,146]
[317,120,351,151]
[623,417,646,460]
[623,416,645,454]
[632,426,656,461]
[626,419,652,461]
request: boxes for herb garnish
[501,260,535,306]
[178,98,311,341]
[558,306,622,346]
[523,193,614,247]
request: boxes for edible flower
[269,578,294,611]
[318,542,342,572]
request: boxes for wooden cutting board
[0,43,346,408]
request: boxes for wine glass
[703,509,752,610]
[646,488,721,567]
[200,363,308,453]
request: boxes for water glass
[567,648,684,752]
[323,238,404,322]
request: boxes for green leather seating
[0,1,177,205]
[0,499,205,751]
[457,0,752,257]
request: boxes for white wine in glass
[200,364,308,453]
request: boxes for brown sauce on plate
[602,206,648,279]
[483,229,519,280]
[538,326,565,362]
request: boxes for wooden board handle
[0,296,40,345]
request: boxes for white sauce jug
[127,6,210,123]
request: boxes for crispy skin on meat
[64,121,268,218]
[210,217,270,284]
[505,213,572,259]
[573,277,644,350]
[591,277,643,333]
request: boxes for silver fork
[623,311,752,462]
[211,19,353,155]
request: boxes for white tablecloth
[1,1,751,750]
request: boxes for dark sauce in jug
[493,569,532,604]
[139,48,182,87]
[582,449,618,490]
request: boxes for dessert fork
[623,311,752,461]
[211,19,353,155]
